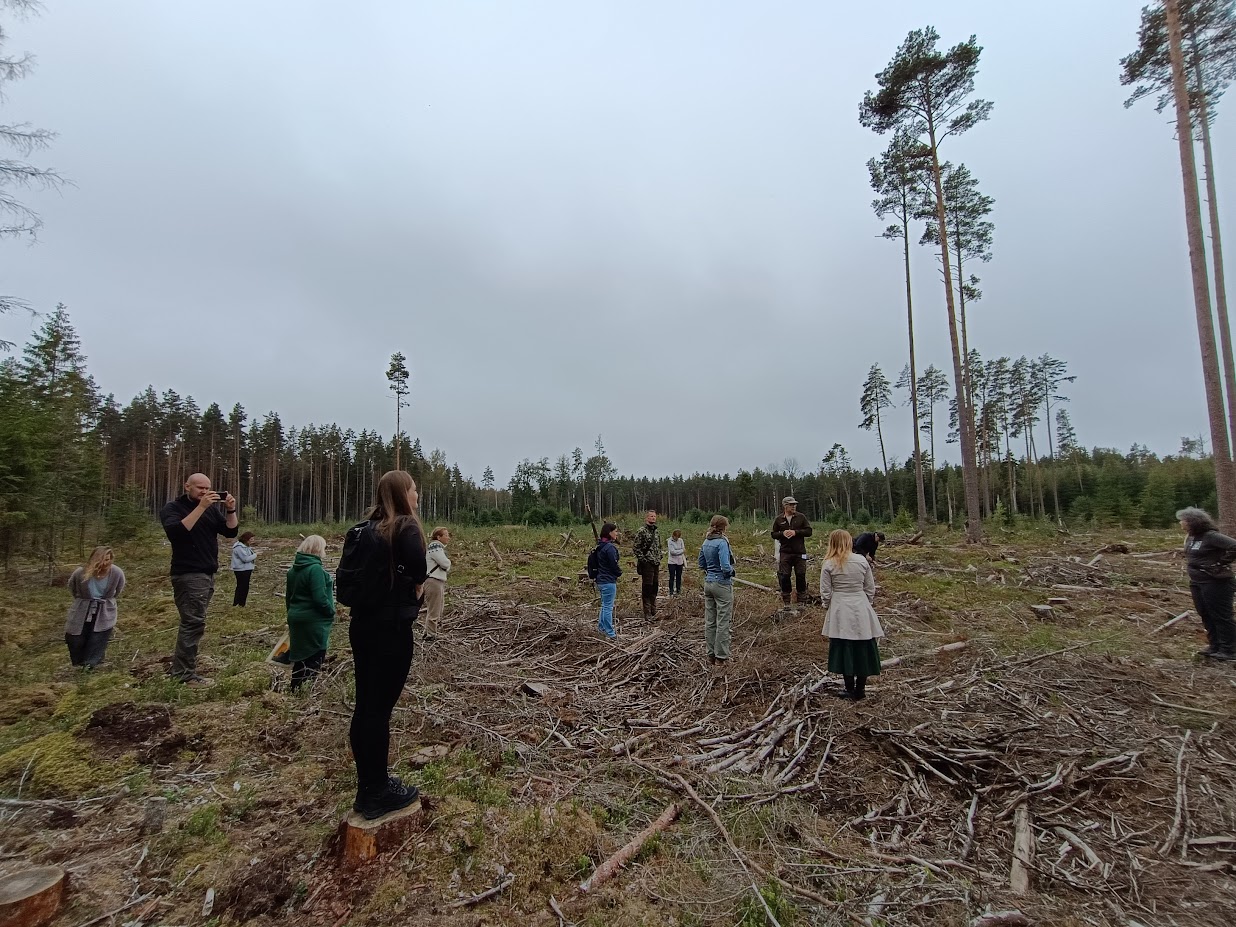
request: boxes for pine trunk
[926,123,984,540]
[903,229,928,531]
[1166,0,1236,531]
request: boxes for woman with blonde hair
[820,529,883,700]
[65,546,126,669]
[284,535,335,691]
[341,470,428,820]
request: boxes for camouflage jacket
[633,524,663,565]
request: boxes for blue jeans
[597,583,617,638]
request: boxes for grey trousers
[704,581,734,660]
[171,572,215,679]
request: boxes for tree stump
[0,866,68,927]
[335,801,423,868]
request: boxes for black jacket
[594,539,622,585]
[853,533,881,560]
[772,513,813,558]
[160,495,239,575]
[355,519,429,614]
[1185,529,1236,583]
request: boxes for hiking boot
[354,782,420,821]
[1196,645,1218,658]
[1209,650,1236,662]
[842,675,855,698]
[178,674,215,688]
[854,677,868,700]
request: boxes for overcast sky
[0,1,1230,483]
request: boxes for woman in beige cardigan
[820,529,883,700]
[65,546,126,669]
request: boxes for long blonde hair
[84,546,113,579]
[824,529,852,571]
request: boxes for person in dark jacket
[594,523,622,639]
[1178,507,1236,661]
[284,535,335,692]
[771,496,813,604]
[347,470,429,820]
[65,546,125,669]
[160,473,239,687]
[853,531,886,564]
[632,510,663,619]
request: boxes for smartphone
[213,491,229,501]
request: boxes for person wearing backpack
[592,523,622,639]
[335,470,429,820]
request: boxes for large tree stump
[335,801,423,868]
[0,867,68,927]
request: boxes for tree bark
[1193,48,1236,455]
[1166,0,1236,531]
[903,228,929,531]
[926,118,984,541]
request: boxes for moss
[0,730,125,796]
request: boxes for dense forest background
[0,307,1215,567]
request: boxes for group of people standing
[589,501,886,697]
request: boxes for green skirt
[828,638,882,676]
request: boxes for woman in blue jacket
[594,523,622,639]
[697,516,735,666]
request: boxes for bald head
[185,473,212,501]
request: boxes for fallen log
[972,913,1033,927]
[0,867,68,927]
[488,541,504,565]
[1151,611,1191,634]
[734,577,775,593]
[881,640,968,669]
[1010,804,1034,895]
[579,802,679,892]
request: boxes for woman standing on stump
[65,546,125,669]
[339,470,428,820]
[820,529,883,700]
[1178,507,1236,661]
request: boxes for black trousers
[291,649,327,691]
[349,607,416,792]
[233,570,252,607]
[667,564,683,595]
[66,615,112,668]
[638,562,660,615]
[777,555,807,600]
[1191,579,1236,653]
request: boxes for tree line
[0,308,1218,570]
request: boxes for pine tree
[860,26,992,540]
[860,364,896,517]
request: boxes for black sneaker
[355,782,419,820]
[352,774,408,813]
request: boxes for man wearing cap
[771,496,813,605]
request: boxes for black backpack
[336,520,405,608]
[586,543,603,580]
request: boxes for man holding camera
[161,473,239,686]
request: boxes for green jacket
[633,524,662,565]
[285,551,335,661]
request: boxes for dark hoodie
[1186,529,1236,583]
[594,538,622,585]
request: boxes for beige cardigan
[820,554,884,641]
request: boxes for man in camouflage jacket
[632,510,663,619]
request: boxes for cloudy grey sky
[0,1,1230,482]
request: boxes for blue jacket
[697,537,734,584]
[595,539,622,585]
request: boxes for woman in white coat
[820,529,884,700]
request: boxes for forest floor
[1,520,1234,927]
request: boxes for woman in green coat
[285,535,336,691]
